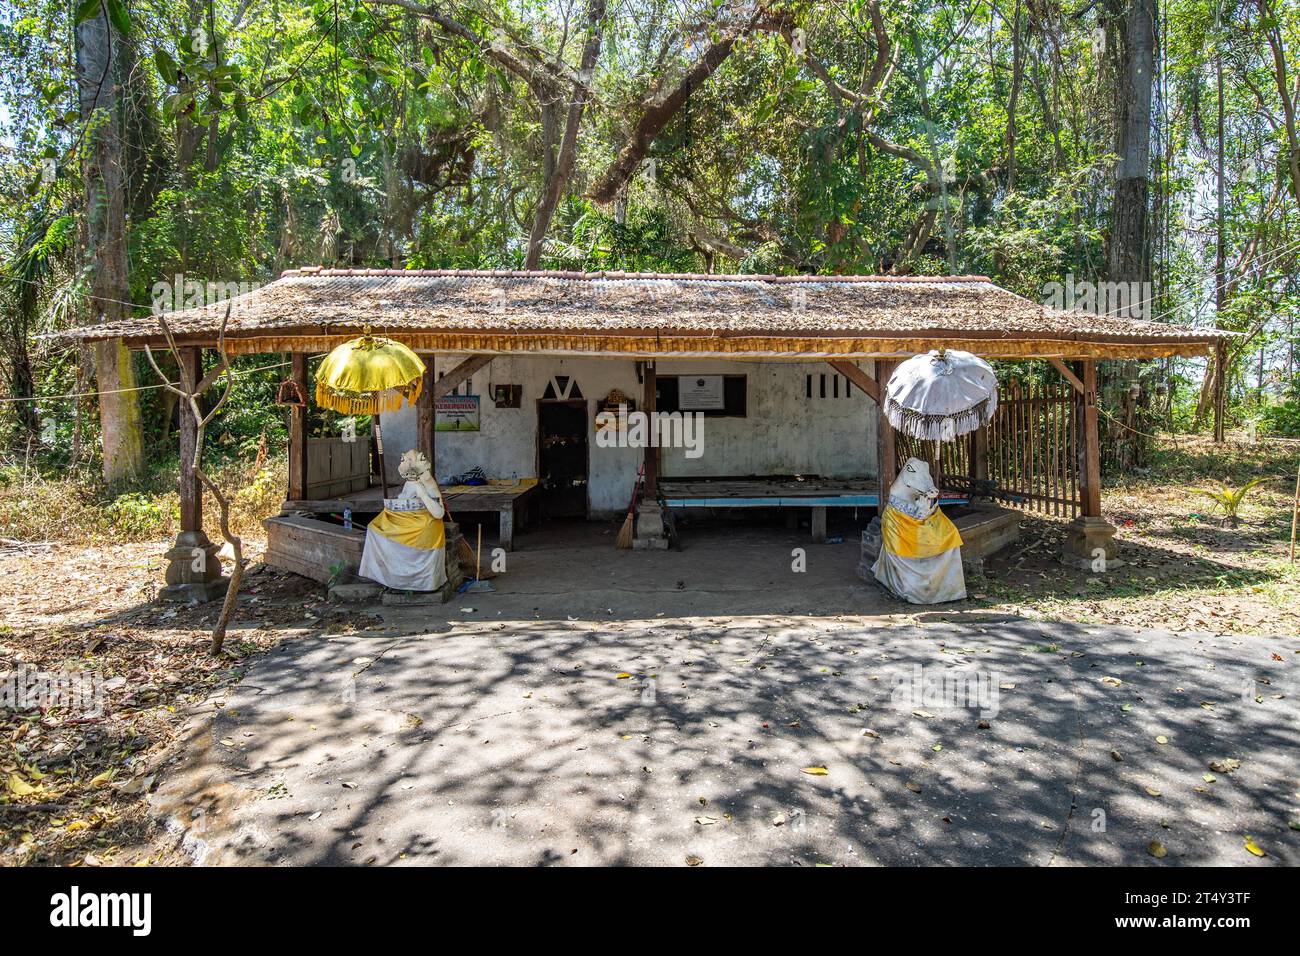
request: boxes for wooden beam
[178,348,203,531]
[1213,339,1227,444]
[1049,358,1085,394]
[417,360,436,471]
[433,354,492,399]
[1076,359,1102,518]
[827,359,881,404]
[874,359,898,509]
[644,360,658,497]
[288,353,309,501]
[969,425,988,482]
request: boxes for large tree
[75,3,145,483]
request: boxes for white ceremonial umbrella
[884,348,998,442]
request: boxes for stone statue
[871,457,966,604]
[358,449,448,591]
[393,449,446,519]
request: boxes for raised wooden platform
[264,514,365,584]
[281,480,539,551]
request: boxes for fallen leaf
[6,774,38,797]
[695,815,718,826]
[1244,837,1266,858]
[616,672,632,680]
[685,855,703,866]
[801,766,828,776]
[1148,840,1167,859]
[905,781,922,793]
[1208,758,1240,773]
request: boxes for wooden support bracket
[433,354,493,399]
[1049,358,1086,394]
[827,360,881,404]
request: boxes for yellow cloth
[367,508,445,550]
[442,477,538,494]
[880,505,963,559]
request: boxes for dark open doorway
[537,400,588,518]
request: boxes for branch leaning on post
[143,304,243,655]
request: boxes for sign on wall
[436,395,480,431]
[677,375,725,411]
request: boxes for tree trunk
[76,10,145,485]
[524,0,605,267]
[1107,0,1155,292]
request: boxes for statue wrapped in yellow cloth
[871,458,966,604]
[359,450,447,592]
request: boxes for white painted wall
[381,356,881,517]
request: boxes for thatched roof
[62,268,1231,359]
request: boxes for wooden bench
[659,478,968,543]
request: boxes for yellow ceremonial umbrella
[315,329,426,497]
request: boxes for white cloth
[872,546,967,604]
[884,349,998,441]
[359,528,446,592]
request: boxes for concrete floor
[155,521,1300,866]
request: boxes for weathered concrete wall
[382,356,881,517]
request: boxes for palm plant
[1194,477,1272,528]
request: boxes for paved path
[155,527,1300,866]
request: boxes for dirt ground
[1,438,1297,866]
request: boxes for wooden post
[1061,358,1119,568]
[161,346,224,601]
[874,358,897,509]
[177,347,202,531]
[288,353,309,501]
[1078,359,1102,518]
[1213,339,1227,444]
[643,360,658,497]
[970,426,989,483]
[417,358,436,472]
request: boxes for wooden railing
[895,380,1081,517]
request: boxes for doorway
[537,400,588,517]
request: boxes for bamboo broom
[616,464,645,550]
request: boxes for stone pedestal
[633,501,669,550]
[856,517,883,581]
[1061,515,1122,571]
[160,530,229,603]
[443,519,468,593]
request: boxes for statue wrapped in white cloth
[872,457,966,604]
[359,450,448,592]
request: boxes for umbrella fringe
[315,380,423,416]
[885,395,996,441]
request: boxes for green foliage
[1259,399,1300,437]
[1,0,1298,475]
[104,491,170,536]
[1193,477,1273,526]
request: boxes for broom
[615,463,645,550]
[462,525,495,593]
